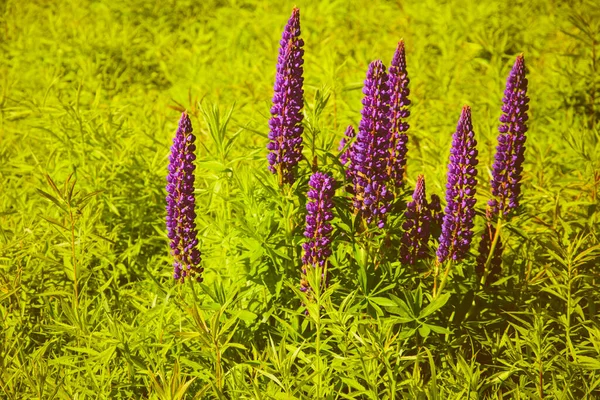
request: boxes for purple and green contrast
[400,175,431,265]
[301,172,336,293]
[166,113,203,283]
[386,40,411,189]
[351,60,392,228]
[267,7,305,185]
[488,55,529,217]
[436,106,479,263]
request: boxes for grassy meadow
[1,0,600,398]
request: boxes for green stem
[434,260,452,299]
[69,208,78,308]
[481,217,503,287]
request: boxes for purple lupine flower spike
[488,54,529,216]
[301,172,336,294]
[387,40,411,188]
[436,106,479,263]
[166,113,203,283]
[351,60,392,228]
[428,194,444,229]
[476,220,503,285]
[400,175,431,265]
[267,7,305,185]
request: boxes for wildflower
[436,106,479,263]
[387,40,411,188]
[476,220,503,285]
[166,113,203,283]
[338,125,356,168]
[400,175,431,264]
[267,7,305,185]
[351,60,392,228]
[488,54,529,216]
[428,194,444,229]
[301,172,335,293]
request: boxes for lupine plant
[267,7,305,186]
[386,40,411,190]
[350,60,392,228]
[166,112,203,283]
[4,2,600,399]
[300,171,336,295]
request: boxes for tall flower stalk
[351,60,392,228]
[166,113,203,283]
[488,54,529,217]
[400,175,431,265]
[437,106,479,263]
[301,172,335,294]
[387,40,411,190]
[267,7,305,186]
[478,55,529,282]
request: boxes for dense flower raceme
[301,172,336,294]
[386,40,411,189]
[476,219,504,285]
[351,60,392,228]
[436,106,479,263]
[400,175,432,265]
[428,194,444,229]
[488,55,529,217]
[166,113,203,283]
[267,7,305,185]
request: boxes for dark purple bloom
[400,175,431,265]
[428,194,444,229]
[436,106,479,263]
[476,221,503,285]
[267,8,305,185]
[488,55,529,217]
[301,172,335,293]
[386,41,411,188]
[351,60,392,228]
[166,113,203,283]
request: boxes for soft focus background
[1,0,599,398]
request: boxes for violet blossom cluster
[166,113,203,283]
[488,55,529,217]
[267,8,305,185]
[436,106,479,263]
[386,41,411,189]
[351,60,392,228]
[301,172,335,293]
[400,175,432,265]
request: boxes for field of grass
[1,0,600,398]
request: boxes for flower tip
[178,112,193,134]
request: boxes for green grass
[1,0,600,398]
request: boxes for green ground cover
[1,0,600,398]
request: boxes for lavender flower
[476,221,503,285]
[301,172,335,293]
[400,175,431,265]
[351,60,392,228]
[267,8,305,185]
[436,106,479,263]
[166,113,203,283]
[387,41,411,188]
[488,55,529,217]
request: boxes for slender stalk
[434,260,452,299]
[69,207,78,307]
[481,217,503,286]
